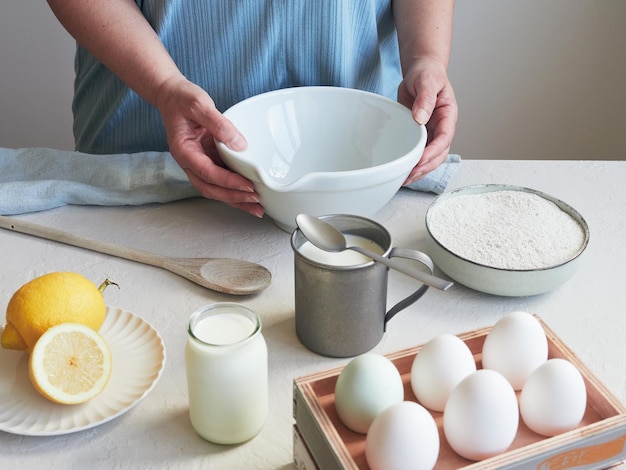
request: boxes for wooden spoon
[0,215,271,295]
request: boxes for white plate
[0,306,166,436]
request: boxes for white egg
[482,311,548,390]
[443,369,519,461]
[334,353,404,434]
[520,358,587,437]
[411,334,477,411]
[366,401,440,470]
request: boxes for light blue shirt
[73,0,402,154]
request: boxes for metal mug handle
[383,248,436,330]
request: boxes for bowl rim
[215,86,427,191]
[222,85,411,117]
[425,184,590,273]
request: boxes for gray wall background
[1,1,625,160]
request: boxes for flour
[428,190,586,270]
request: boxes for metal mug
[291,214,435,357]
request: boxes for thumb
[412,88,437,125]
[211,113,248,152]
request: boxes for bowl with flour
[425,184,589,296]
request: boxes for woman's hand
[155,77,264,217]
[46,1,264,218]
[393,0,457,183]
[398,59,458,184]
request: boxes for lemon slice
[29,323,112,405]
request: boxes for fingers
[183,162,264,218]
[181,146,254,192]
[228,202,265,218]
[401,67,458,184]
[404,108,456,184]
[404,141,450,184]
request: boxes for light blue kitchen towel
[0,148,460,215]
[406,153,461,194]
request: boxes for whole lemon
[1,272,114,353]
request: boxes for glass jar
[185,303,268,444]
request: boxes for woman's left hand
[398,59,458,184]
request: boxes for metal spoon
[0,215,271,295]
[295,214,453,291]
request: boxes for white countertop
[1,159,625,469]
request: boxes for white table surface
[1,159,624,469]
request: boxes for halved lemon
[29,323,112,405]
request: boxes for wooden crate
[293,317,626,469]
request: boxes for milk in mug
[298,234,384,266]
[185,303,268,444]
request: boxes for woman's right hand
[46,0,263,218]
[155,76,264,218]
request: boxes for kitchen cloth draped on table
[0,148,460,215]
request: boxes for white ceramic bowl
[425,184,590,297]
[215,86,426,231]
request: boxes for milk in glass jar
[185,303,268,444]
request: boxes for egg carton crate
[292,316,626,469]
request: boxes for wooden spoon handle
[0,215,166,269]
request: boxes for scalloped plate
[0,306,166,436]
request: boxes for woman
[47,0,458,218]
